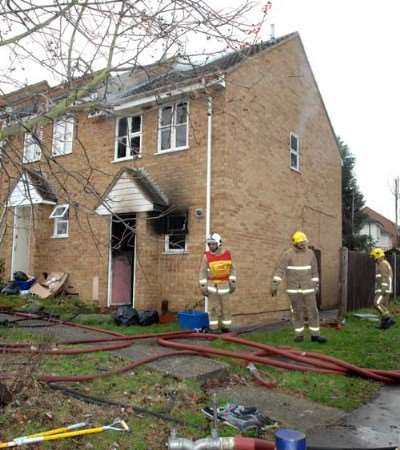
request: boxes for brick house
[0,32,342,323]
[360,207,398,250]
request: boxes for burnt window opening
[148,209,188,235]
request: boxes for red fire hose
[1,312,400,384]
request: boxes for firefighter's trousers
[288,291,320,337]
[374,293,391,318]
[207,283,232,331]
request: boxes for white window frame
[23,132,42,163]
[289,131,300,171]
[114,115,143,162]
[49,204,69,238]
[164,233,187,254]
[157,101,189,153]
[52,116,74,157]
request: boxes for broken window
[52,116,74,156]
[289,132,300,171]
[158,102,188,152]
[23,131,42,163]
[164,211,188,254]
[115,115,142,160]
[49,204,69,238]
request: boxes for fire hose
[0,311,400,384]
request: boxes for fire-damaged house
[0,32,342,323]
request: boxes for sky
[262,0,400,222]
[1,0,399,221]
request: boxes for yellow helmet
[369,247,385,260]
[292,231,308,245]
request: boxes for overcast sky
[263,0,400,222]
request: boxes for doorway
[109,214,136,306]
[11,206,31,277]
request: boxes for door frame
[107,215,137,307]
[11,206,32,278]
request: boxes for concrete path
[307,385,400,448]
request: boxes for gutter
[113,75,225,112]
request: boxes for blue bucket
[178,311,209,330]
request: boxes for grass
[1,296,400,447]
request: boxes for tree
[0,0,271,244]
[338,136,371,251]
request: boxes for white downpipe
[204,96,213,313]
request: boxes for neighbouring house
[0,32,342,323]
[360,207,398,251]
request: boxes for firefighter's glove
[271,284,278,297]
[313,280,320,295]
[229,276,237,293]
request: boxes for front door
[11,206,31,277]
[109,214,136,306]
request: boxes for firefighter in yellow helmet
[199,233,236,332]
[271,231,327,343]
[369,248,396,330]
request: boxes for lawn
[0,294,399,448]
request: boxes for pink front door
[110,215,136,306]
[111,254,133,305]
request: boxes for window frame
[289,131,300,171]
[23,132,42,163]
[164,233,187,254]
[49,204,69,238]
[157,101,189,153]
[52,116,74,157]
[114,114,143,162]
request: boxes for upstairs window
[23,132,41,163]
[158,102,188,152]
[289,132,300,171]
[49,204,69,238]
[115,115,142,160]
[52,116,74,156]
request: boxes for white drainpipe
[204,96,213,313]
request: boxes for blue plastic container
[15,278,36,291]
[178,311,209,330]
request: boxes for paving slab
[210,385,345,434]
[0,313,228,382]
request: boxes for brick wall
[211,35,342,322]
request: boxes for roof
[7,170,58,207]
[110,32,298,104]
[362,207,398,240]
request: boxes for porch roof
[95,167,168,215]
[7,170,57,207]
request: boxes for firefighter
[271,231,327,343]
[369,248,396,330]
[199,233,236,332]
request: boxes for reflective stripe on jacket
[273,246,319,292]
[375,259,393,294]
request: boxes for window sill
[112,155,142,163]
[155,146,189,155]
[162,250,189,255]
[290,166,301,174]
[23,159,41,164]
[50,152,72,159]
[51,235,69,239]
